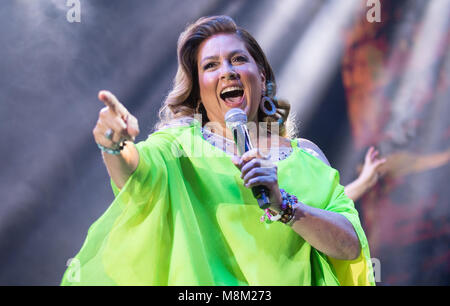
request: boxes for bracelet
[97,141,126,155]
[260,189,299,225]
[279,189,298,224]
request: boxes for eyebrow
[200,49,247,65]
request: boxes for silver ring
[105,128,114,140]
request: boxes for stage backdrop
[341,0,450,285]
[0,0,448,285]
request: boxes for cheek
[199,73,217,94]
[240,66,262,89]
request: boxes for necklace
[201,127,293,162]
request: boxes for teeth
[221,86,243,95]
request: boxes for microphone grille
[224,108,247,125]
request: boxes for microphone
[225,108,271,210]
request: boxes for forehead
[197,33,249,59]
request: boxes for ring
[105,128,114,140]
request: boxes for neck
[203,120,234,141]
[203,120,278,150]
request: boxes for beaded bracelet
[279,189,298,224]
[97,141,126,155]
[260,189,298,225]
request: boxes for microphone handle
[233,125,271,210]
[251,186,271,209]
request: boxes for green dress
[61,119,375,286]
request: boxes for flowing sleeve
[102,133,179,285]
[110,136,169,200]
[324,168,375,286]
[61,132,177,285]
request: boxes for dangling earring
[260,96,276,116]
[260,81,277,116]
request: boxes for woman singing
[61,15,374,286]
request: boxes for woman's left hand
[232,148,283,210]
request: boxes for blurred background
[0,0,449,285]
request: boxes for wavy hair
[156,15,296,138]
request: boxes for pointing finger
[98,90,129,117]
[98,90,115,109]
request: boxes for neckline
[194,121,299,164]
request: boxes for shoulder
[138,122,199,159]
[146,121,195,145]
[297,138,330,166]
[137,127,185,155]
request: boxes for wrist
[98,140,128,155]
[261,189,298,225]
[270,189,283,213]
[354,176,371,189]
[279,189,298,224]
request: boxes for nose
[220,62,239,81]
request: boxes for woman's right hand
[93,90,140,150]
[93,91,140,189]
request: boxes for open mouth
[220,86,245,106]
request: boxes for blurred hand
[358,146,387,188]
[93,90,140,150]
[232,148,283,210]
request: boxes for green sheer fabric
[61,120,374,286]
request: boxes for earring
[260,96,277,116]
[266,81,275,97]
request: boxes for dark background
[0,0,448,285]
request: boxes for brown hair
[156,15,295,137]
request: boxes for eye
[232,55,248,63]
[203,62,217,70]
